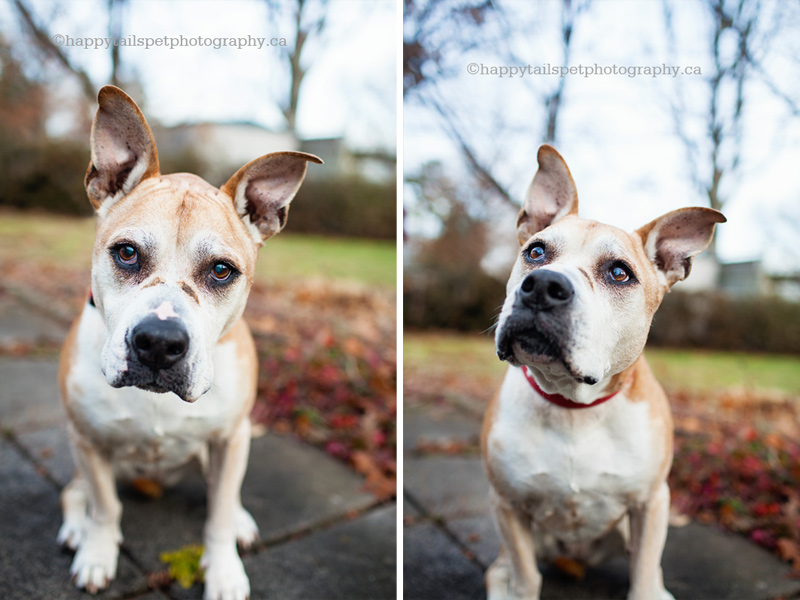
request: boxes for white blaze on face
[153,301,179,321]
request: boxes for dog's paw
[235,506,259,550]
[57,517,87,551]
[69,526,120,594]
[202,546,250,600]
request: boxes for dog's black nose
[131,317,189,371]
[519,270,574,309]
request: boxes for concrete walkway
[0,289,395,600]
[403,398,800,600]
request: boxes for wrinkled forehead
[530,216,645,262]
[95,175,257,268]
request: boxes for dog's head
[85,86,321,402]
[495,145,724,398]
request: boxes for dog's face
[495,145,724,393]
[85,86,320,402]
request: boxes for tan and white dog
[482,145,725,600]
[57,86,321,600]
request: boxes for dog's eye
[528,243,546,262]
[117,244,138,265]
[210,263,233,282]
[609,263,631,283]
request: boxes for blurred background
[0,0,396,498]
[403,0,800,583]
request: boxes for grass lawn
[404,331,800,396]
[0,210,396,289]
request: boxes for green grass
[404,331,800,396]
[404,331,507,381]
[0,210,396,289]
[255,234,396,288]
[645,348,800,396]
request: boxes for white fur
[65,305,250,480]
[488,368,658,558]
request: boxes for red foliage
[670,397,800,569]
[246,281,396,500]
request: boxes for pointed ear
[516,145,579,245]
[636,207,726,288]
[221,151,323,243]
[84,86,160,211]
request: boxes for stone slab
[0,438,150,600]
[0,359,65,432]
[239,504,397,600]
[403,522,484,600]
[0,292,67,345]
[404,456,490,519]
[404,402,481,455]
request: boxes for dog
[57,86,321,600]
[482,145,725,600]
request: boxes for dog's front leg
[628,482,674,600]
[203,417,252,600]
[487,493,542,600]
[67,432,123,594]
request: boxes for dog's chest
[64,309,250,477]
[487,388,658,540]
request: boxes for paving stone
[16,425,75,486]
[115,432,376,574]
[236,504,397,600]
[0,438,149,600]
[663,522,800,600]
[0,292,67,345]
[0,359,64,433]
[403,522,484,600]
[404,456,490,519]
[448,514,498,568]
[409,497,800,599]
[404,402,481,454]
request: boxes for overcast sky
[0,0,396,151]
[404,0,800,272]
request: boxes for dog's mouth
[109,361,199,402]
[496,312,564,366]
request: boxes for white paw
[202,546,250,600]
[660,589,675,600]
[69,525,120,594]
[57,516,87,550]
[235,506,259,550]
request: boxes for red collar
[521,366,622,409]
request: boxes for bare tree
[663,0,798,260]
[265,0,328,134]
[542,0,590,144]
[108,0,128,88]
[11,0,96,103]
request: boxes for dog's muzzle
[111,315,197,400]
[131,316,190,372]
[519,270,574,310]
[496,270,575,364]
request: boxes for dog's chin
[106,364,205,403]
[496,323,562,367]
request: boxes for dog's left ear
[222,151,323,243]
[85,86,160,211]
[636,207,726,288]
[516,145,579,245]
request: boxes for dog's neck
[522,362,635,406]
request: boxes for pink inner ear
[655,237,694,274]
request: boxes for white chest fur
[64,305,251,482]
[486,368,660,549]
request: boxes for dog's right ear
[221,151,323,244]
[516,145,579,245]
[84,86,160,211]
